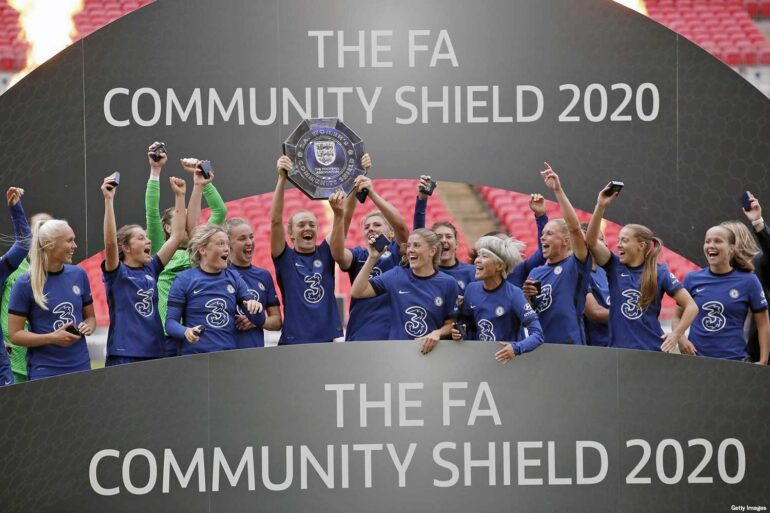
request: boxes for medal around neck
[283,118,366,200]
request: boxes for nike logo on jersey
[295,263,305,267]
[193,289,202,295]
[695,287,705,293]
[3,380,11,385]
[398,290,410,294]
[469,304,476,309]
[621,273,630,277]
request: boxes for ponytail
[29,219,70,310]
[624,224,662,312]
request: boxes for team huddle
[0,144,767,384]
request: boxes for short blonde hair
[187,224,227,266]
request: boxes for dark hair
[161,206,175,241]
[116,224,143,261]
[431,221,458,237]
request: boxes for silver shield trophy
[283,118,366,200]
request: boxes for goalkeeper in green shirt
[144,142,227,356]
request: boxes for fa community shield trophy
[283,118,366,200]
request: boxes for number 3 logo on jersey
[701,301,726,332]
[52,302,76,330]
[205,298,230,328]
[534,284,552,313]
[404,306,428,337]
[303,273,325,304]
[620,289,643,320]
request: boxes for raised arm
[585,183,617,267]
[541,163,587,262]
[156,177,188,266]
[270,156,292,258]
[340,153,373,237]
[180,158,211,234]
[2,188,31,273]
[146,142,167,253]
[102,177,119,273]
[350,242,382,299]
[365,177,410,244]
[329,190,354,270]
[413,175,432,230]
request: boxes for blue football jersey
[369,266,460,340]
[8,265,92,379]
[508,213,548,288]
[439,261,477,293]
[461,280,544,355]
[166,267,253,355]
[526,254,591,345]
[230,263,280,349]
[103,256,165,358]
[684,268,767,361]
[273,240,343,344]
[602,254,683,351]
[345,240,402,341]
[585,266,611,347]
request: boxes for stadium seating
[646,0,770,66]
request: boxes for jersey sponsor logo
[72,285,81,295]
[52,302,77,331]
[204,298,230,328]
[729,288,740,299]
[523,302,533,312]
[236,289,260,316]
[313,259,323,268]
[227,284,235,294]
[134,288,154,317]
[434,296,443,307]
[534,283,553,313]
[370,266,382,278]
[303,273,325,304]
[404,306,428,337]
[554,266,563,275]
[701,301,726,332]
[670,273,679,284]
[620,289,643,320]
[478,319,496,341]
[495,306,504,316]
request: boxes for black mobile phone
[65,324,81,336]
[741,191,754,211]
[149,142,166,162]
[603,181,624,197]
[373,233,390,252]
[282,143,287,156]
[453,320,467,339]
[531,280,542,295]
[355,188,370,203]
[194,325,206,336]
[106,171,121,188]
[198,160,214,179]
[419,177,437,196]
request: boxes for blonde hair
[720,221,759,267]
[624,224,662,311]
[29,219,71,310]
[187,224,227,267]
[363,211,393,235]
[404,228,442,269]
[711,224,754,272]
[474,236,524,278]
[287,210,316,237]
[224,217,251,239]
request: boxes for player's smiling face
[617,227,644,265]
[49,226,77,265]
[200,231,230,271]
[407,233,436,271]
[123,227,152,265]
[290,211,318,254]
[228,223,254,266]
[540,220,568,262]
[703,226,732,269]
[474,250,503,280]
[435,225,457,265]
[362,214,392,242]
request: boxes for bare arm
[102,179,119,273]
[662,288,698,352]
[156,177,188,266]
[541,163,587,262]
[585,183,617,267]
[350,252,381,299]
[584,293,609,324]
[329,190,354,269]
[263,305,282,331]
[270,156,292,258]
[8,314,80,347]
[368,186,410,244]
[179,158,211,235]
[754,310,770,365]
